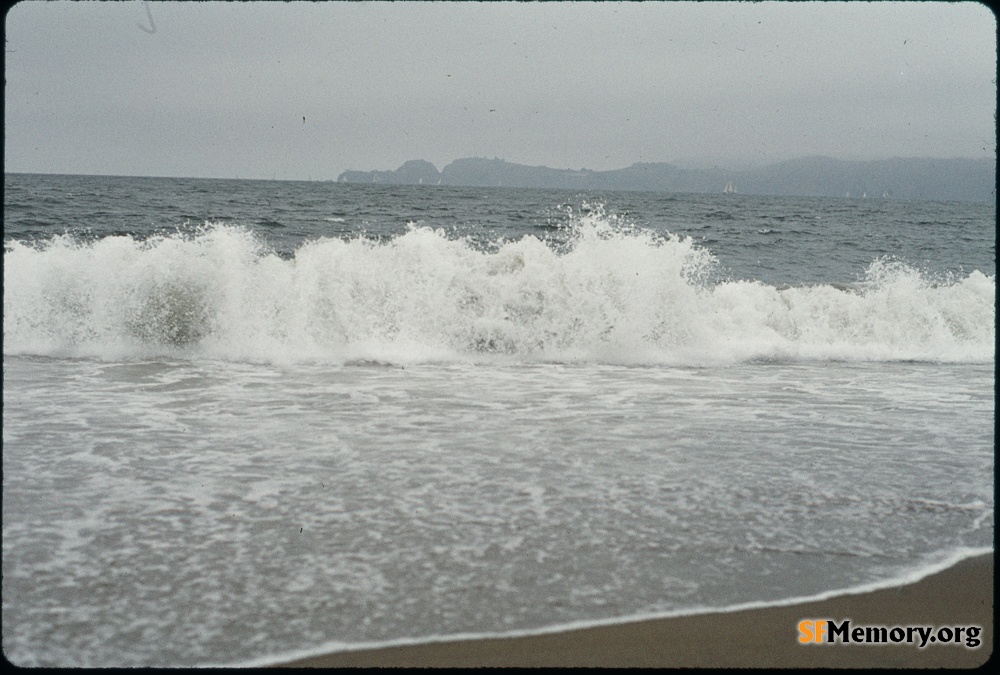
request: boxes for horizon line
[5,153,996,185]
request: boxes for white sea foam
[4,220,994,364]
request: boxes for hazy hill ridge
[338,156,996,202]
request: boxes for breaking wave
[3,219,994,365]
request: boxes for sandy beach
[276,553,992,668]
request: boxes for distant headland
[338,156,996,202]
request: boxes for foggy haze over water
[3,1,996,181]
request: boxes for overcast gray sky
[4,1,996,180]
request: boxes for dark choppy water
[3,173,994,666]
[4,173,994,285]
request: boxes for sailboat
[723,181,736,194]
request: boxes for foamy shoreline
[254,550,992,668]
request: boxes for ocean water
[3,173,994,666]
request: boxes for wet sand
[276,553,992,668]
